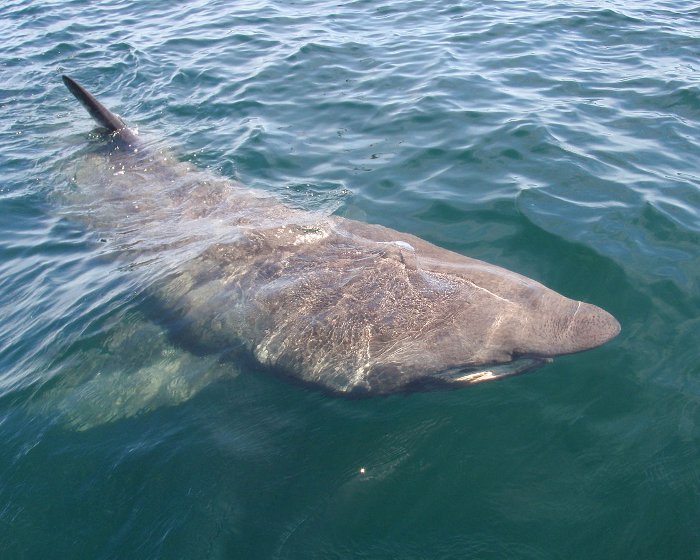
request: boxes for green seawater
[1,1,699,558]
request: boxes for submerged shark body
[62,75,620,395]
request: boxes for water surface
[1,1,699,558]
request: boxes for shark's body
[62,75,620,395]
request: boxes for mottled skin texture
[62,76,620,395]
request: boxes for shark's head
[348,266,619,393]
[356,246,620,393]
[417,275,620,390]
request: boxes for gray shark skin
[61,75,620,395]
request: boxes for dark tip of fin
[62,75,138,145]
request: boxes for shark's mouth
[439,356,552,385]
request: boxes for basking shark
[61,75,620,396]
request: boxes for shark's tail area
[62,75,139,145]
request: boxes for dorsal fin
[62,75,139,145]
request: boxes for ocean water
[1,0,699,558]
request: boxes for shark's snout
[565,301,621,354]
[508,295,620,362]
